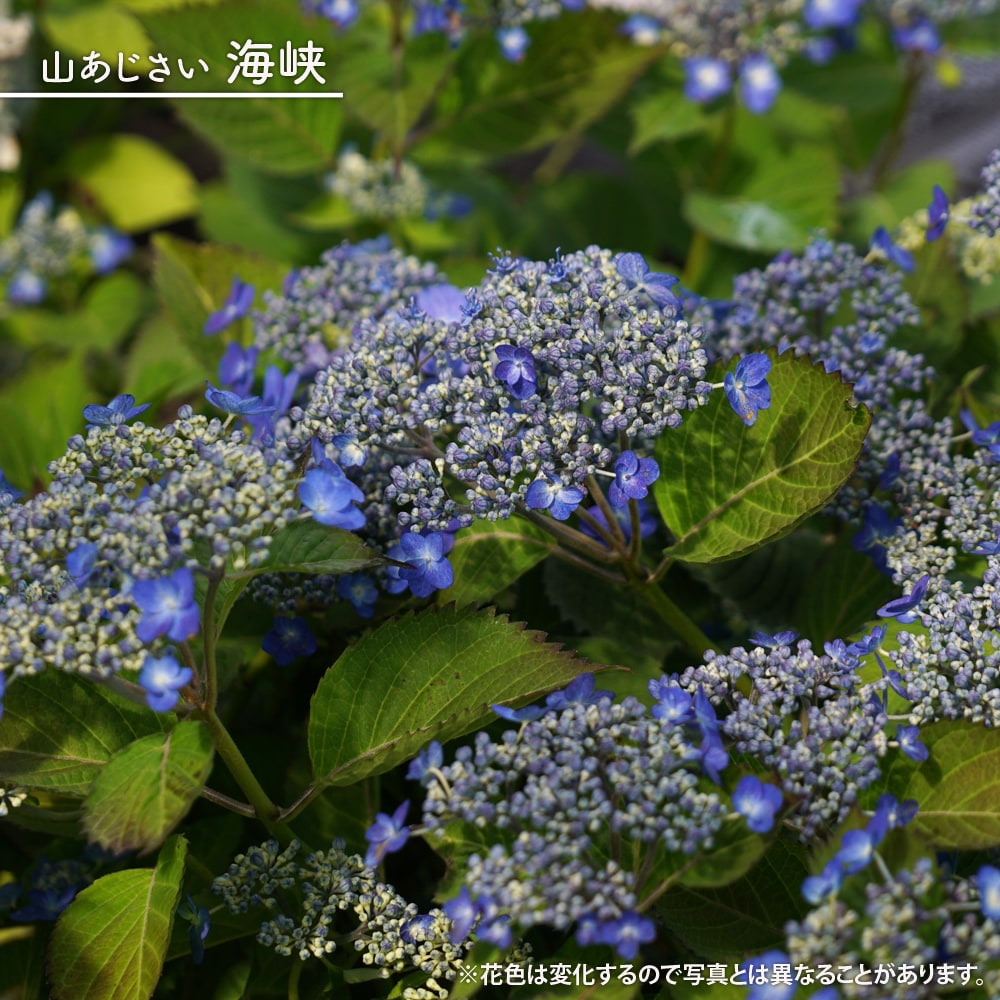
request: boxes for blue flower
[614,252,680,309]
[926,184,949,241]
[824,638,859,670]
[801,860,842,903]
[846,624,887,656]
[389,531,454,597]
[545,673,613,710]
[138,653,193,712]
[132,568,200,643]
[493,344,537,399]
[684,57,732,103]
[218,343,259,397]
[608,450,659,508]
[524,477,585,520]
[330,434,366,468]
[619,14,661,44]
[261,616,317,666]
[893,18,941,53]
[204,383,275,418]
[877,573,929,623]
[177,895,210,965]
[496,26,529,62]
[866,792,918,845]
[750,630,798,649]
[204,277,254,335]
[724,353,772,426]
[315,0,359,28]
[870,227,915,272]
[579,498,656,543]
[337,573,378,618]
[588,911,655,960]
[804,0,863,29]
[8,269,46,305]
[298,465,366,530]
[852,503,899,575]
[739,56,781,114]
[83,393,151,428]
[415,283,466,323]
[0,468,23,501]
[976,864,1000,920]
[406,741,444,784]
[896,724,928,762]
[89,227,133,274]
[66,542,98,588]
[246,366,300,442]
[649,678,693,724]
[443,886,480,942]
[491,702,545,723]
[835,828,873,874]
[968,530,1000,556]
[364,800,410,866]
[732,775,783,833]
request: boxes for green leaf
[438,517,555,608]
[337,32,456,151]
[65,134,198,232]
[884,721,1000,850]
[0,350,89,488]
[151,232,289,370]
[657,838,809,960]
[425,14,659,157]
[140,2,341,174]
[41,4,153,66]
[48,835,186,1000]
[684,191,805,253]
[209,519,384,637]
[308,605,597,786]
[629,87,714,154]
[654,351,871,564]
[794,532,897,644]
[124,314,207,405]
[0,672,169,796]
[82,722,214,855]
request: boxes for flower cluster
[212,838,469,996]
[971,146,1000,237]
[296,246,710,533]
[324,148,431,221]
[0,405,299,689]
[778,855,1000,999]
[674,634,889,839]
[417,678,766,954]
[0,192,132,304]
[251,236,446,373]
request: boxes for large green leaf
[656,839,809,960]
[884,721,1000,850]
[0,672,169,796]
[438,517,555,608]
[140,2,341,173]
[629,86,714,155]
[65,135,198,232]
[654,351,871,564]
[423,13,659,158]
[48,836,186,1000]
[82,722,214,855]
[308,605,597,786]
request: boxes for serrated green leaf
[48,835,186,1000]
[654,351,871,564]
[140,2,341,174]
[82,722,214,855]
[438,517,555,608]
[657,838,809,960]
[65,134,198,232]
[308,605,596,786]
[0,672,169,796]
[884,721,1000,850]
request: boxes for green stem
[199,707,297,841]
[626,565,720,656]
[202,573,221,712]
[871,57,924,191]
